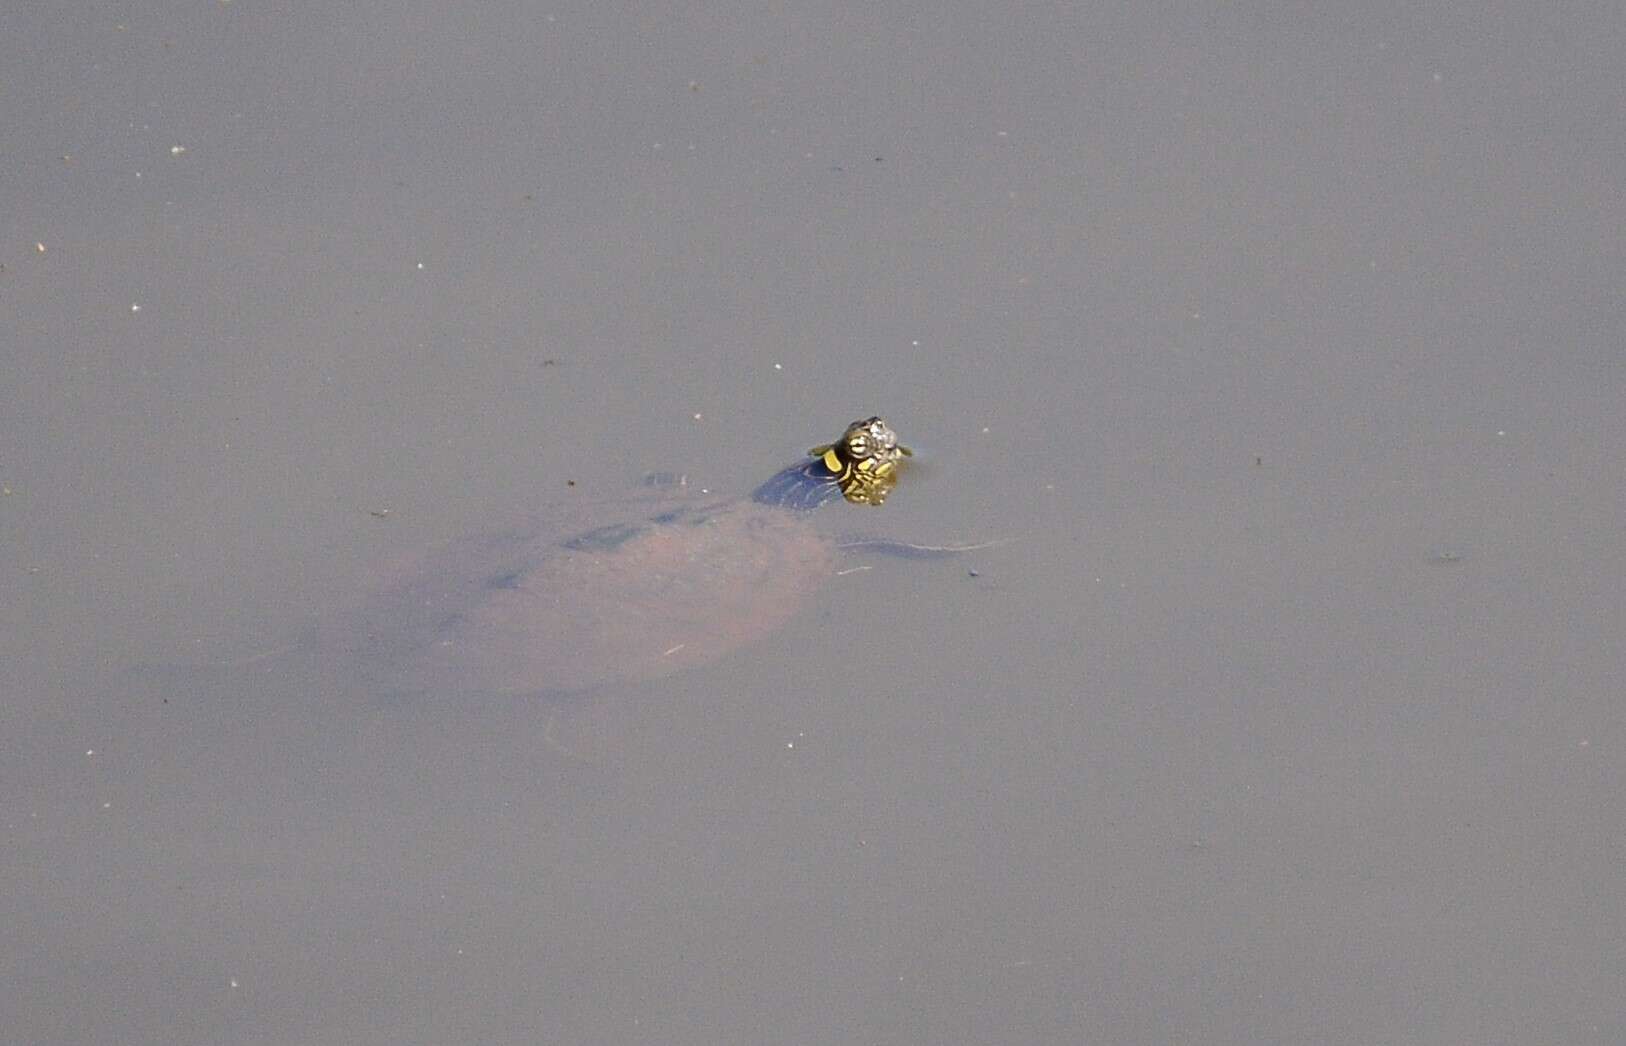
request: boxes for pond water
[5,5,1624,1044]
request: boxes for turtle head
[752,416,913,510]
[815,417,912,506]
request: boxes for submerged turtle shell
[326,417,937,705]
[334,482,835,697]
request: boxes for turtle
[322,417,983,749]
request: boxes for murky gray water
[6,5,1624,1044]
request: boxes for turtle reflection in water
[332,417,981,749]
